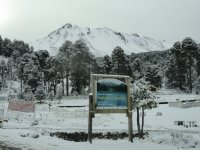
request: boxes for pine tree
[0,60,7,80]
[70,40,94,94]
[165,59,179,89]
[182,37,197,93]
[54,55,65,95]
[24,60,41,92]
[2,42,14,57]
[0,36,2,55]
[196,47,200,76]
[44,56,58,94]
[16,53,40,92]
[181,37,198,93]
[12,40,30,55]
[145,65,162,88]
[103,55,112,74]
[1,38,12,57]
[166,41,187,90]
[132,58,143,80]
[111,46,132,76]
[11,50,21,67]
[58,40,73,96]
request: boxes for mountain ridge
[31,23,170,56]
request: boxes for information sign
[96,78,128,108]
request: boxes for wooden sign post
[88,74,133,143]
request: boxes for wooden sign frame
[88,74,133,143]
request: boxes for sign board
[92,74,131,113]
[88,74,133,143]
[8,100,35,113]
[96,78,128,108]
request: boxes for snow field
[0,93,199,149]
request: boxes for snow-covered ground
[0,90,200,149]
[155,89,200,102]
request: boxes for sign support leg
[88,94,93,143]
[128,112,133,142]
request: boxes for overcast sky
[0,0,200,44]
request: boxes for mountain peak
[31,24,169,56]
[62,23,73,29]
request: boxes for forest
[0,35,200,101]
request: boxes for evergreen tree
[16,53,40,92]
[2,42,14,57]
[132,58,143,80]
[168,41,187,90]
[44,56,57,94]
[44,56,64,95]
[145,65,162,88]
[165,59,179,89]
[7,58,13,79]
[55,54,65,95]
[58,40,73,96]
[70,40,93,94]
[111,46,132,76]
[0,36,2,55]
[181,37,198,93]
[103,55,112,74]
[12,40,30,55]
[24,60,41,92]
[0,60,7,80]
[35,50,50,91]
[35,50,49,71]
[196,47,200,76]
[11,50,21,66]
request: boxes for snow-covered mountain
[31,23,169,56]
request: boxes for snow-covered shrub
[35,86,46,103]
[130,78,157,138]
[131,78,157,109]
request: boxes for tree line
[1,35,200,97]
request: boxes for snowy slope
[31,23,170,56]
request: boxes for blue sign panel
[96,78,128,108]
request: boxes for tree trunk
[20,79,23,92]
[66,74,69,96]
[53,80,57,95]
[189,56,192,93]
[136,107,140,135]
[141,107,145,138]
[47,81,49,92]
[62,77,64,96]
